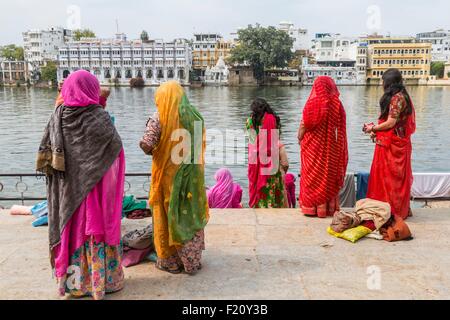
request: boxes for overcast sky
[1,0,449,45]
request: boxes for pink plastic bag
[10,205,32,215]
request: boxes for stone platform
[1,208,449,300]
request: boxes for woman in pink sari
[37,70,125,300]
[207,168,243,209]
[246,98,287,208]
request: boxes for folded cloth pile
[122,224,154,267]
[126,209,152,220]
[330,210,361,233]
[328,198,411,243]
[122,195,151,219]
[355,198,391,230]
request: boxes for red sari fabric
[300,76,348,210]
[248,113,279,208]
[367,93,416,220]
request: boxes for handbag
[381,216,413,242]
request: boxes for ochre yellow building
[192,34,234,76]
[365,37,432,84]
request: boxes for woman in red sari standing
[298,76,348,218]
[363,69,415,220]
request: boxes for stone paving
[1,208,449,300]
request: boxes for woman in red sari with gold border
[298,76,348,218]
[364,69,416,220]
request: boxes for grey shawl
[37,105,123,253]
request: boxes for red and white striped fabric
[300,76,349,209]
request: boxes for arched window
[115,70,122,79]
[104,69,111,79]
[146,69,153,78]
[137,69,143,78]
[167,69,174,78]
[178,69,185,79]
[63,70,70,79]
[125,69,132,79]
[157,69,164,79]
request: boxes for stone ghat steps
[1,208,450,300]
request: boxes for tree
[140,30,149,42]
[431,62,445,79]
[228,25,294,81]
[288,50,308,69]
[73,29,96,41]
[0,45,24,61]
[41,61,57,84]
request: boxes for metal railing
[2,172,450,209]
[0,173,151,207]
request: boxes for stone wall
[228,67,258,86]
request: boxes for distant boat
[190,80,204,88]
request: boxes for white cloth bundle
[411,173,450,199]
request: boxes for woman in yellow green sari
[140,81,209,274]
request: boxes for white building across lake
[204,57,229,85]
[311,33,358,64]
[304,33,364,85]
[301,64,359,85]
[0,59,28,84]
[278,21,309,52]
[57,34,191,86]
[417,29,450,62]
[23,27,72,80]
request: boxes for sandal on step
[156,264,183,274]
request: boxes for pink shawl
[61,70,100,107]
[207,168,243,209]
[53,149,125,278]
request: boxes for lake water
[1,85,449,204]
